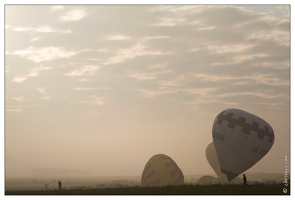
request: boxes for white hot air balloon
[206,142,222,176]
[212,108,275,181]
[141,154,184,187]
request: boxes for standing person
[243,174,249,187]
[58,181,62,190]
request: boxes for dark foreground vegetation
[6,183,290,195]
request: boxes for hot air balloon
[196,175,215,185]
[212,108,274,181]
[206,142,222,176]
[211,174,243,185]
[231,176,243,185]
[211,174,228,185]
[141,154,184,187]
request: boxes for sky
[4,4,290,178]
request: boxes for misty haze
[5,4,290,193]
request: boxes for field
[6,183,290,195]
[6,173,289,195]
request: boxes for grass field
[5,183,290,195]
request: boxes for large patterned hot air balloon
[141,154,184,187]
[206,142,222,176]
[212,108,275,181]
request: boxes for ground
[5,183,290,195]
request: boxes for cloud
[13,66,52,83]
[6,108,22,112]
[6,105,22,112]
[251,74,289,86]
[135,86,216,99]
[158,80,179,87]
[4,5,290,178]
[192,73,289,86]
[216,91,287,100]
[246,30,289,46]
[78,78,89,82]
[13,76,28,83]
[193,73,241,82]
[254,102,286,110]
[42,96,50,100]
[127,72,157,81]
[157,75,193,88]
[36,88,47,95]
[36,25,71,34]
[147,63,168,69]
[181,88,217,96]
[105,35,130,41]
[12,96,25,101]
[207,44,254,54]
[50,6,64,12]
[184,98,237,109]
[80,96,107,106]
[64,65,100,77]
[103,39,174,65]
[153,17,186,26]
[86,112,101,116]
[13,27,32,32]
[5,66,9,73]
[156,5,208,15]
[143,36,171,41]
[136,89,177,98]
[181,87,287,112]
[199,26,216,31]
[12,47,78,63]
[127,63,172,81]
[60,9,88,21]
[12,25,71,34]
[31,37,42,42]
[74,87,110,91]
[176,85,286,111]
[231,54,270,64]
[6,104,46,112]
[35,87,51,100]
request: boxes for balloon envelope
[211,174,228,184]
[230,176,243,185]
[211,174,243,185]
[141,154,184,187]
[212,108,274,181]
[196,175,215,185]
[206,142,222,176]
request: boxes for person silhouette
[243,174,249,187]
[58,181,62,190]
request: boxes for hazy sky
[5,5,290,177]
